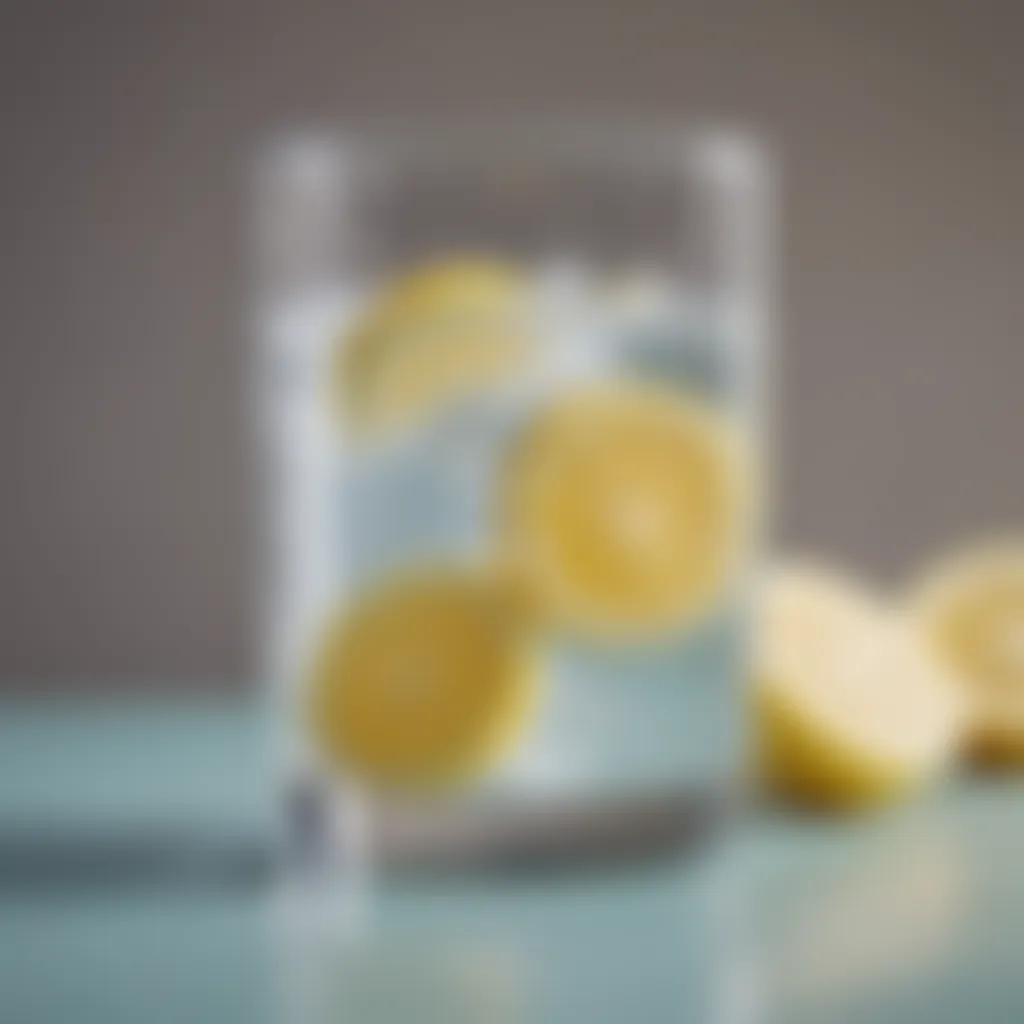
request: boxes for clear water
[261,271,757,862]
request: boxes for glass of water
[255,127,770,887]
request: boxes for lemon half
[308,569,540,791]
[502,382,752,642]
[912,540,1024,765]
[336,258,532,436]
[756,565,962,809]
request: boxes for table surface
[1,701,1022,1024]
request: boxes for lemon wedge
[307,569,540,791]
[336,257,533,435]
[756,565,962,809]
[912,540,1024,765]
[502,382,751,642]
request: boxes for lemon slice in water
[308,569,540,791]
[336,257,533,436]
[502,382,751,642]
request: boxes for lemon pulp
[503,383,750,642]
[308,570,540,791]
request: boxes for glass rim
[259,120,769,176]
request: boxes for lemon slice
[307,569,540,791]
[336,257,533,435]
[912,540,1024,765]
[756,565,962,809]
[502,382,751,642]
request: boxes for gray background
[1,1,1022,691]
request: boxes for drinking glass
[254,126,770,890]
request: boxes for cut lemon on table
[307,569,541,791]
[755,565,962,810]
[502,382,752,642]
[912,539,1024,765]
[335,257,534,436]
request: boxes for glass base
[283,775,734,879]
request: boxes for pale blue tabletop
[1,702,1022,1023]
